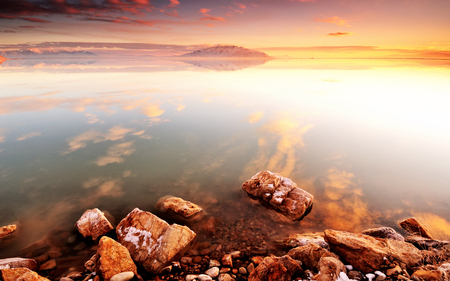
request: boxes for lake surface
[1,57,450,259]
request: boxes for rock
[180,257,192,264]
[239,267,247,275]
[186,275,198,281]
[0,225,17,239]
[1,268,32,281]
[75,208,114,240]
[405,236,449,249]
[250,256,264,265]
[110,271,134,281]
[38,259,56,271]
[287,243,339,271]
[315,257,346,281]
[399,217,433,239]
[411,269,444,281]
[60,278,73,281]
[222,254,232,267]
[205,267,219,278]
[0,258,37,270]
[248,255,301,281]
[218,273,235,281]
[88,236,140,281]
[198,274,213,281]
[362,227,405,241]
[16,271,50,281]
[20,240,50,258]
[242,171,314,221]
[347,270,363,281]
[209,259,221,267]
[324,229,423,273]
[247,263,255,274]
[386,265,402,276]
[116,208,196,274]
[156,196,204,221]
[284,232,329,249]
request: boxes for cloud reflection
[94,141,135,166]
[16,132,42,141]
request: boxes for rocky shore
[1,171,450,281]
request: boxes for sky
[0,0,450,57]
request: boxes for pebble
[221,254,232,267]
[198,274,213,281]
[250,256,263,265]
[205,267,219,278]
[232,268,238,274]
[39,259,57,271]
[247,263,255,274]
[186,274,198,281]
[218,273,234,281]
[180,257,192,264]
[209,260,221,268]
[230,251,241,258]
[110,271,134,281]
[239,267,247,275]
[220,268,231,273]
[60,278,73,281]
[386,266,402,276]
[193,256,202,264]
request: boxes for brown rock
[90,236,140,281]
[411,269,444,281]
[242,171,313,221]
[324,229,423,273]
[0,258,37,270]
[362,227,405,241]
[248,255,301,281]
[156,196,204,220]
[75,208,114,240]
[116,208,196,274]
[405,236,449,249]
[38,259,57,271]
[399,217,433,239]
[315,257,346,281]
[0,225,17,239]
[16,271,50,281]
[284,232,329,249]
[222,254,233,267]
[287,243,339,271]
[1,268,32,281]
[386,265,402,276]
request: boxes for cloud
[327,32,353,37]
[248,111,264,123]
[141,103,165,117]
[235,3,247,9]
[315,16,350,27]
[0,128,6,143]
[0,30,16,33]
[199,9,211,14]
[22,17,51,23]
[167,0,180,8]
[200,15,226,21]
[82,177,125,198]
[164,10,180,18]
[94,141,135,166]
[17,132,42,141]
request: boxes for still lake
[1,57,450,258]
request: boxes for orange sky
[0,0,450,57]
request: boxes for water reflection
[1,58,450,259]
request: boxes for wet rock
[0,258,37,270]
[218,273,235,281]
[88,236,140,281]
[284,232,329,249]
[405,236,449,249]
[0,224,17,239]
[116,208,196,274]
[399,217,433,239]
[242,171,314,221]
[1,268,32,281]
[110,271,134,281]
[205,267,219,278]
[324,229,423,273]
[287,243,339,271]
[38,259,56,271]
[186,275,198,281]
[411,269,444,281]
[156,196,204,221]
[198,274,213,281]
[75,208,114,240]
[248,255,301,281]
[314,257,346,281]
[222,254,232,267]
[362,227,405,241]
[209,259,221,267]
[16,271,50,281]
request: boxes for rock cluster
[241,171,314,221]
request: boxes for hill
[181,45,270,58]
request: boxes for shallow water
[1,58,450,259]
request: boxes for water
[1,57,450,260]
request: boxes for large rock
[399,217,433,239]
[1,268,32,281]
[116,208,196,273]
[324,229,423,273]
[411,269,444,281]
[155,196,204,221]
[242,171,313,221]
[8,270,50,281]
[287,243,339,271]
[362,227,405,241]
[283,232,329,249]
[248,255,301,281]
[0,225,17,239]
[85,236,140,281]
[0,258,37,270]
[314,257,346,281]
[75,208,114,240]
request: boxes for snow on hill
[181,45,270,58]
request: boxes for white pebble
[186,274,198,281]
[198,274,213,281]
[345,265,353,270]
[205,267,219,278]
[366,273,376,281]
[374,271,386,277]
[110,271,134,281]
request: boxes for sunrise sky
[1,0,450,57]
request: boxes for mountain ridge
[180,45,270,58]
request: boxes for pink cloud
[199,8,210,14]
[315,16,351,27]
[164,10,180,18]
[200,15,226,21]
[235,3,247,9]
[327,32,353,37]
[167,0,180,8]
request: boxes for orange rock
[315,257,346,281]
[287,243,339,271]
[399,217,433,239]
[156,196,204,220]
[411,269,444,281]
[0,225,17,239]
[248,255,301,281]
[16,271,50,281]
[1,268,32,281]
[116,208,196,274]
[75,208,114,240]
[38,259,56,271]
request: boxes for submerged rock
[362,227,405,241]
[156,196,204,221]
[242,171,314,221]
[287,243,339,271]
[284,232,329,249]
[398,217,433,239]
[116,208,196,273]
[0,258,37,270]
[248,255,301,281]
[0,225,17,239]
[75,208,114,240]
[324,229,423,273]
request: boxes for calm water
[1,58,450,258]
